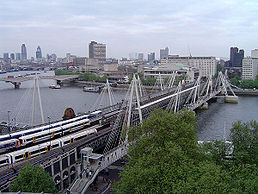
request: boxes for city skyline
[0,0,258,58]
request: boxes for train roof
[0,134,11,140]
[19,126,62,139]
[8,142,51,156]
[90,110,102,114]
[0,139,17,145]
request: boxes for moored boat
[83,86,101,93]
[49,84,61,89]
[0,70,7,74]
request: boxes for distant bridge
[0,75,79,88]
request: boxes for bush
[10,164,56,193]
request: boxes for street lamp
[47,116,51,133]
[7,110,11,134]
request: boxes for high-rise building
[16,53,21,60]
[251,49,258,58]
[21,44,27,60]
[129,52,137,60]
[36,46,42,59]
[242,57,258,80]
[148,52,155,62]
[3,53,9,60]
[230,47,244,67]
[10,53,15,60]
[160,47,169,59]
[89,41,106,64]
[138,53,144,61]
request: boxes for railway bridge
[0,72,237,192]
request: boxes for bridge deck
[0,75,79,82]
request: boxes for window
[62,157,68,170]
[70,153,75,165]
[54,161,60,175]
[45,166,52,176]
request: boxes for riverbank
[74,80,159,91]
[228,89,258,96]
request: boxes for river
[0,71,257,140]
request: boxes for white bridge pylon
[31,75,45,126]
[216,70,237,97]
[102,74,144,154]
[153,71,177,91]
[126,74,143,127]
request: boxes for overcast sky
[0,0,257,59]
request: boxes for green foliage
[239,79,258,89]
[10,163,56,193]
[115,110,230,193]
[230,76,240,86]
[230,75,258,89]
[54,69,107,82]
[230,121,258,164]
[140,76,156,86]
[114,111,258,194]
[79,72,107,82]
[227,163,258,193]
[199,140,233,165]
[54,69,79,75]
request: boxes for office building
[16,53,21,60]
[21,44,27,60]
[129,52,137,60]
[138,53,144,61]
[230,47,244,67]
[89,41,106,65]
[36,46,42,59]
[242,57,258,80]
[75,57,100,73]
[251,49,258,58]
[10,53,15,60]
[3,53,9,60]
[144,63,199,82]
[161,55,217,77]
[148,52,155,62]
[160,47,169,59]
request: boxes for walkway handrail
[80,168,100,193]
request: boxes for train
[0,110,102,154]
[0,127,98,167]
[18,118,91,146]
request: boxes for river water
[0,71,257,140]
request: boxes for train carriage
[0,155,10,167]
[7,142,52,164]
[60,128,97,147]
[0,139,19,153]
[18,118,91,145]
[0,114,91,142]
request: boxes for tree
[10,163,56,193]
[114,109,231,193]
[198,140,233,165]
[230,121,258,164]
[115,111,258,193]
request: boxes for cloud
[0,0,258,58]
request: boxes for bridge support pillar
[13,82,21,89]
[224,96,238,104]
[200,102,208,110]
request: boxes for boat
[83,86,101,93]
[0,70,7,74]
[49,84,61,89]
